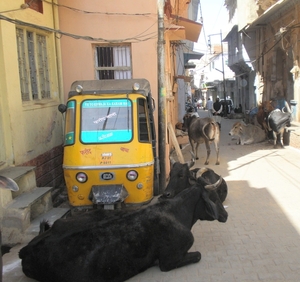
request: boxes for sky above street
[194,0,229,54]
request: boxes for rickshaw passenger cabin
[59,79,158,210]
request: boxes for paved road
[3,110,300,281]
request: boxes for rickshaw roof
[69,79,152,98]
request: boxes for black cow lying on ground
[267,109,292,148]
[19,183,227,282]
[164,157,228,203]
[183,114,220,165]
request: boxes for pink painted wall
[58,0,158,101]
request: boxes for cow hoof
[215,162,220,165]
[204,161,209,165]
[196,157,199,160]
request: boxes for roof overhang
[223,25,238,42]
[182,44,204,62]
[166,15,202,42]
[244,0,293,31]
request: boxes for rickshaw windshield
[80,99,132,143]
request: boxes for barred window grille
[95,45,132,80]
[37,34,50,99]
[16,28,50,101]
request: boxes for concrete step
[23,207,70,243]
[2,207,71,282]
[2,187,53,246]
[0,166,36,196]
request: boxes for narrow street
[3,110,300,282]
[128,110,300,281]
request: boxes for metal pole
[157,0,166,194]
[220,30,227,116]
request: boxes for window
[80,99,132,143]
[95,45,132,80]
[64,101,76,146]
[138,98,150,142]
[16,28,50,101]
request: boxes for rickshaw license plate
[90,185,128,205]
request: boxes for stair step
[24,207,70,242]
[7,187,52,209]
[0,166,35,181]
[2,187,54,246]
[0,166,37,198]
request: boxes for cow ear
[201,190,219,219]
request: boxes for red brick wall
[21,145,64,188]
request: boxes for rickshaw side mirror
[58,104,67,114]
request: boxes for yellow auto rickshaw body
[59,79,158,209]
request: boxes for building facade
[224,0,300,121]
[0,1,64,187]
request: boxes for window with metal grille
[95,45,132,80]
[16,28,50,101]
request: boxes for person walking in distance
[206,97,214,118]
[213,97,223,129]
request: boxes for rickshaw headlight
[75,84,83,94]
[133,82,140,91]
[76,172,88,183]
[126,170,138,181]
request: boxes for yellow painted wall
[0,1,63,166]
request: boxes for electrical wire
[0,13,158,43]
[42,0,153,16]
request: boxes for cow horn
[196,167,208,178]
[204,175,223,190]
[282,106,292,114]
[187,151,195,168]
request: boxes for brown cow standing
[183,114,220,165]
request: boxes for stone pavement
[3,110,300,282]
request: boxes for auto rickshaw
[58,79,159,210]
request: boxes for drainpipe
[157,0,166,194]
[52,0,63,104]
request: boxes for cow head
[229,121,244,136]
[183,113,197,130]
[163,153,196,198]
[261,100,274,114]
[162,150,224,198]
[192,181,228,223]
